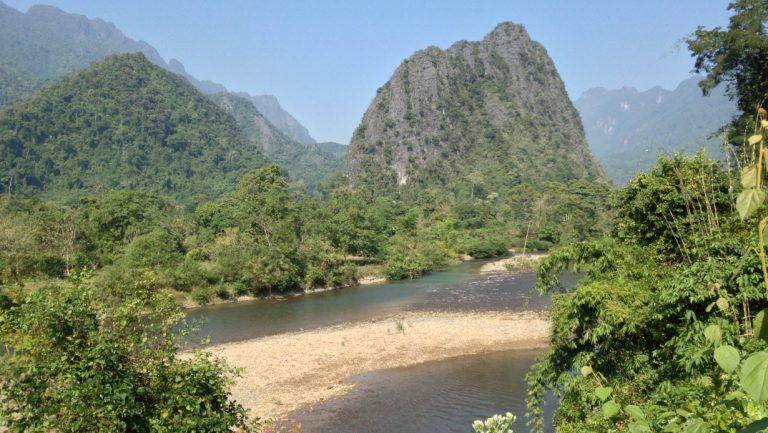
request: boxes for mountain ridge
[348,22,605,192]
[0,0,316,144]
[0,53,267,202]
[575,76,737,184]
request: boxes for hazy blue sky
[4,0,733,143]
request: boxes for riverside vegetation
[0,2,760,432]
[524,2,768,432]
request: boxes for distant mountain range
[211,93,345,192]
[348,22,605,192]
[0,54,268,202]
[575,77,737,184]
[0,0,317,144]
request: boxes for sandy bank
[479,254,547,274]
[356,275,386,285]
[208,310,549,421]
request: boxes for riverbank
[479,253,547,274]
[207,310,549,422]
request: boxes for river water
[187,260,560,432]
[186,260,551,345]
[285,350,555,433]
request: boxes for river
[187,260,559,432]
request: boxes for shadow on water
[281,350,555,433]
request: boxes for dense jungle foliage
[0,53,267,204]
[0,161,611,307]
[526,2,768,432]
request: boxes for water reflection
[285,350,554,433]
[186,261,555,345]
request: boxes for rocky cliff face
[238,93,316,144]
[575,77,736,184]
[347,22,604,191]
[212,93,344,192]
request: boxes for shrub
[0,273,251,431]
[191,286,212,305]
[37,255,67,277]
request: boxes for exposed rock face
[575,77,737,184]
[212,93,344,192]
[238,93,316,145]
[347,22,605,190]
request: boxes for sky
[4,0,733,144]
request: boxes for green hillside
[0,53,267,203]
[211,92,346,192]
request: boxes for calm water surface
[285,350,555,433]
[188,260,562,432]
[186,260,553,345]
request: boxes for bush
[37,255,66,277]
[464,237,507,259]
[0,273,251,431]
[159,258,207,292]
[124,228,183,268]
[191,286,212,305]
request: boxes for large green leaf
[737,188,766,220]
[683,418,712,433]
[625,405,646,420]
[594,386,612,402]
[743,164,759,189]
[716,297,730,311]
[755,310,768,343]
[714,345,740,373]
[740,351,768,403]
[704,324,722,346]
[749,134,764,145]
[580,365,593,377]
[602,400,620,419]
[629,420,651,433]
[738,417,768,433]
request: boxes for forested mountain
[0,53,267,203]
[211,93,345,191]
[575,77,736,184]
[348,22,605,192]
[0,1,316,143]
[0,58,35,106]
[237,93,316,144]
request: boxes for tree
[688,0,768,113]
[0,272,253,432]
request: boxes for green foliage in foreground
[0,272,252,432]
[472,412,516,433]
[526,153,768,433]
